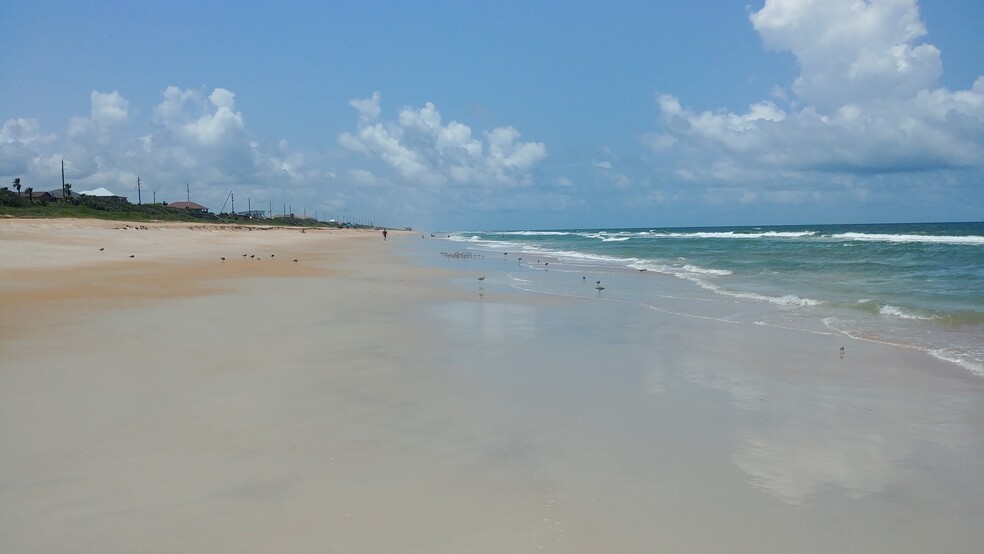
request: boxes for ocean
[441,222,984,377]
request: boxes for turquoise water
[444,222,984,376]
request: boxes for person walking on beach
[382,229,388,240]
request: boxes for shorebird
[242,254,247,257]
[596,280,601,285]
[129,254,135,258]
[293,259,298,264]
[596,285,605,294]
[99,247,104,252]
[478,276,485,289]
[220,257,226,262]
[270,254,274,258]
[250,254,255,258]
[840,346,845,359]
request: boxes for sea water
[442,222,984,377]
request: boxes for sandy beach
[3,218,984,553]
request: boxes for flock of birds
[471,251,607,298]
[225,253,299,264]
[98,247,298,264]
[441,251,483,259]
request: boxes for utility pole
[231,192,235,214]
[61,160,66,198]
[137,176,142,204]
[153,190,157,203]
[186,183,190,202]
[248,197,251,214]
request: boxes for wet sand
[2,219,983,552]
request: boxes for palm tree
[64,183,72,200]
[13,178,21,194]
[24,187,33,204]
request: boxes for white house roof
[78,187,120,197]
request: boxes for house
[47,188,73,201]
[169,201,210,213]
[20,191,55,202]
[78,187,127,202]
[236,209,266,218]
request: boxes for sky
[2,0,982,230]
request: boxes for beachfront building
[46,189,73,201]
[169,201,210,214]
[236,209,266,219]
[78,187,127,202]
[19,191,55,203]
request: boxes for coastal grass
[0,189,334,227]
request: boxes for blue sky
[2,0,982,230]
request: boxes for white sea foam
[652,231,816,239]
[680,264,732,276]
[929,349,984,377]
[830,232,984,245]
[495,230,573,236]
[878,305,934,320]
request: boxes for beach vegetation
[0,191,334,228]
[12,177,21,193]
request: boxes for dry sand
[3,218,984,553]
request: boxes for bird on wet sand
[478,276,485,289]
[220,257,226,262]
[99,247,104,252]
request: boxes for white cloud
[0,87,333,211]
[751,0,940,110]
[0,118,55,145]
[338,93,547,188]
[91,91,129,126]
[647,0,984,198]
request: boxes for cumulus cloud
[647,0,984,190]
[0,86,329,210]
[338,92,547,188]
